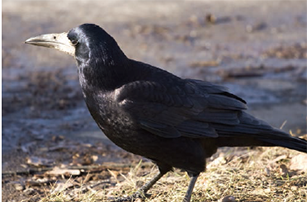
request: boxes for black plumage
[25,23,307,202]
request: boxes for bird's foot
[109,190,149,202]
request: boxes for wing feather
[113,78,247,139]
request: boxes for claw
[108,190,147,202]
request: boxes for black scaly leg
[182,173,199,202]
[110,164,171,202]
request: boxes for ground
[2,0,307,201]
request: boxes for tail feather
[260,136,307,153]
[216,126,307,153]
[215,111,307,153]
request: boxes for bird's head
[26,23,130,90]
[25,23,127,67]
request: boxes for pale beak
[25,32,75,56]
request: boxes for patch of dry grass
[39,147,307,202]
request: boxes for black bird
[25,23,307,202]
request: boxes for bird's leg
[110,167,169,202]
[182,174,199,202]
[136,169,167,195]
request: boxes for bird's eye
[53,36,57,40]
[71,39,78,46]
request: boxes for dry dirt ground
[2,0,307,201]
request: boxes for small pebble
[206,14,216,24]
[14,183,24,191]
[220,195,236,202]
[264,188,271,193]
[279,164,289,176]
[264,167,271,176]
[291,186,298,191]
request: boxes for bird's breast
[84,91,138,141]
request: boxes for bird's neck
[75,38,133,91]
[77,56,132,92]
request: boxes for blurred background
[2,0,307,200]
